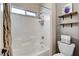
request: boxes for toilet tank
[58,41,75,56]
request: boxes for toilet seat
[53,53,65,56]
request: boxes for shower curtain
[2,3,12,56]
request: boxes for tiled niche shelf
[58,11,79,27]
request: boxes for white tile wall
[11,14,42,55]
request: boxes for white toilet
[54,35,75,56]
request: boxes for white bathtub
[32,49,50,56]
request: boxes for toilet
[54,35,75,56]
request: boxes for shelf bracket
[63,24,64,28]
[71,23,72,28]
[70,14,72,19]
[62,16,64,20]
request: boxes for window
[26,11,36,17]
[11,7,37,17]
[12,8,25,15]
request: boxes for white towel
[61,35,71,44]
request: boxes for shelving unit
[59,11,78,19]
[59,21,79,25]
[58,11,79,27]
[59,21,79,27]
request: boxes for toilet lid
[53,53,65,56]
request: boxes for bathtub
[32,49,50,56]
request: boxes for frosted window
[11,7,37,17]
[26,11,36,17]
[12,8,25,15]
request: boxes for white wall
[11,3,56,56]
[11,14,42,56]
[39,4,51,51]
[50,3,56,55]
[11,4,46,56]
[11,3,41,13]
[39,3,56,55]
[0,4,3,56]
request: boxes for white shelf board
[59,21,79,25]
